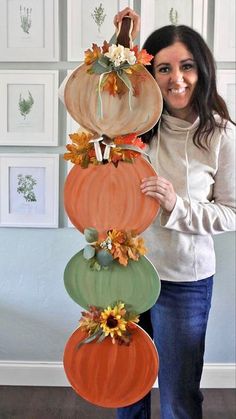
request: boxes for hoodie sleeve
[160,124,236,235]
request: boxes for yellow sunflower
[100,303,127,338]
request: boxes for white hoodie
[143,113,236,282]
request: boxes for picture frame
[67,0,134,61]
[0,0,59,62]
[140,0,208,47]
[0,154,59,228]
[214,0,235,62]
[217,70,236,121]
[0,70,58,146]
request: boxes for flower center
[106,315,118,328]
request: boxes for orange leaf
[131,45,139,59]
[84,43,101,65]
[102,72,118,96]
[102,40,110,54]
[137,49,153,65]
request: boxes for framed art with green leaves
[0,154,59,228]
[67,0,134,61]
[139,0,208,47]
[0,70,58,146]
[0,0,59,61]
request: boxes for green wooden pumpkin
[64,250,160,313]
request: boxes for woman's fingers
[140,176,171,193]
[113,7,141,40]
[140,176,177,213]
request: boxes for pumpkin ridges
[64,64,162,138]
[64,252,161,313]
[63,325,158,408]
[64,159,160,237]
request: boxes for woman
[114,7,236,419]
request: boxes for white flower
[104,44,136,67]
[124,48,136,65]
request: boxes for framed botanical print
[139,0,208,47]
[0,70,58,146]
[0,0,59,61]
[67,0,134,61]
[0,154,59,228]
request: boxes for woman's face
[154,41,198,121]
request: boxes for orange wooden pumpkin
[63,325,159,408]
[64,157,160,238]
[64,63,162,138]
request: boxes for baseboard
[0,361,235,388]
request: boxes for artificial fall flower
[104,44,137,67]
[100,303,127,338]
[123,47,137,65]
[64,131,99,167]
[79,306,102,335]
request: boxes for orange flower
[84,43,101,65]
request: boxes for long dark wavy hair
[141,25,235,148]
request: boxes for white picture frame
[0,154,59,228]
[140,0,208,47]
[0,0,59,62]
[67,0,134,61]
[214,0,236,62]
[0,70,58,146]
[217,70,236,122]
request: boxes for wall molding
[0,361,235,388]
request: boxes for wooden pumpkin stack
[62,17,163,408]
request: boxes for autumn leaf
[84,43,101,65]
[108,229,126,244]
[64,131,98,167]
[102,40,110,54]
[131,45,139,60]
[102,72,118,96]
[137,49,154,65]
[111,243,129,266]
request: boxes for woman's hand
[113,7,141,40]
[141,176,177,214]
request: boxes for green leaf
[98,55,110,67]
[96,250,113,267]
[91,60,109,75]
[92,260,102,271]
[77,329,103,349]
[97,332,107,343]
[83,245,96,260]
[84,227,98,243]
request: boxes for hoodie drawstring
[184,130,193,226]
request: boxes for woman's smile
[154,41,198,121]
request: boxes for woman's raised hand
[113,7,141,40]
[141,176,177,214]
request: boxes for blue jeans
[116,276,213,419]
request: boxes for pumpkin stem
[116,16,133,49]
